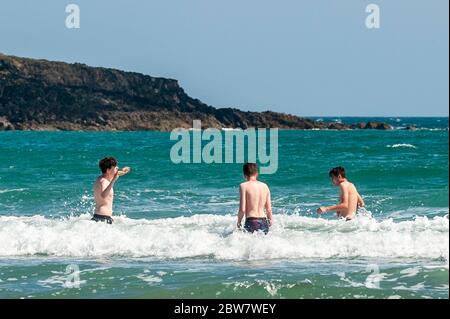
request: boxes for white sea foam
[136,274,163,284]
[0,188,28,194]
[387,144,417,149]
[393,127,448,131]
[0,214,448,262]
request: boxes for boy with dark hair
[237,163,273,234]
[317,166,365,220]
[92,157,130,224]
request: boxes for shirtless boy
[92,157,130,224]
[317,166,365,220]
[237,163,273,234]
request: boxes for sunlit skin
[237,172,273,228]
[317,174,365,220]
[94,166,130,217]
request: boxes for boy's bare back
[239,181,271,219]
[337,181,361,219]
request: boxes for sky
[0,0,448,116]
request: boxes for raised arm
[237,184,246,228]
[118,166,131,176]
[265,188,273,225]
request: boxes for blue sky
[0,0,448,116]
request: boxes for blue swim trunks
[244,217,270,234]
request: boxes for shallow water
[0,117,448,298]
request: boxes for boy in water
[237,163,273,234]
[317,166,365,220]
[92,157,130,224]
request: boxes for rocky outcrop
[0,116,14,130]
[0,53,392,131]
[361,122,393,130]
[404,125,418,131]
[350,122,393,130]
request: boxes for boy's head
[243,163,258,179]
[99,157,118,175]
[329,166,346,185]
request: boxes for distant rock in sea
[0,53,393,131]
[351,122,393,130]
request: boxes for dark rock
[364,122,393,130]
[0,53,392,131]
[327,122,350,130]
[350,122,367,129]
[0,116,14,130]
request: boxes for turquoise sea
[0,117,448,299]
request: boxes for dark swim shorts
[91,214,113,224]
[244,217,270,234]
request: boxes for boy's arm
[318,184,349,214]
[357,192,365,207]
[237,185,246,227]
[118,166,131,176]
[101,174,118,198]
[265,188,273,225]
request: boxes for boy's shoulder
[340,180,356,189]
[239,180,268,187]
[96,176,109,184]
[258,180,270,189]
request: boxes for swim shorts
[91,214,114,224]
[244,217,270,234]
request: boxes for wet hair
[243,163,258,177]
[99,157,118,174]
[329,166,346,178]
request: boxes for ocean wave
[0,188,28,194]
[387,144,417,149]
[393,127,449,131]
[0,214,448,261]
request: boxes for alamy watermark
[364,264,381,289]
[65,4,80,29]
[63,264,81,288]
[64,4,380,31]
[338,263,382,290]
[170,120,279,174]
[366,4,381,29]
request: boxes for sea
[0,117,448,299]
